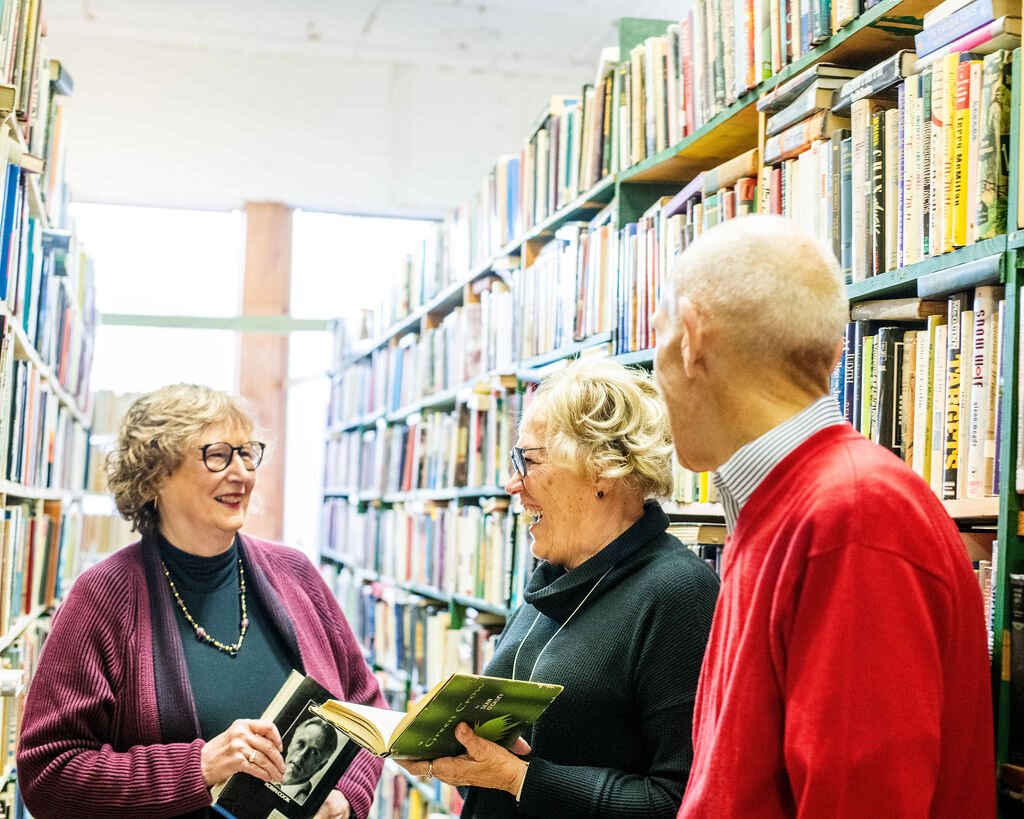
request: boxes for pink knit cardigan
[17,534,385,818]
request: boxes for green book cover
[312,673,563,761]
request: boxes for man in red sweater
[653,215,995,817]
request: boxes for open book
[311,672,563,760]
[211,671,361,819]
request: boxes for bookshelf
[0,16,98,814]
[324,7,1024,816]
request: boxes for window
[71,203,246,393]
[286,211,439,555]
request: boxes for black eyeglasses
[198,441,266,473]
[510,446,545,478]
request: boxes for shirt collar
[713,396,845,531]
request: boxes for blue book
[915,0,1017,55]
[0,164,16,302]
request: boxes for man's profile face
[282,722,332,785]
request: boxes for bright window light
[71,203,245,317]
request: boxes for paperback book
[311,672,563,760]
[211,671,361,819]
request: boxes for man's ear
[678,296,703,379]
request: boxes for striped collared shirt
[713,396,846,532]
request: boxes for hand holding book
[395,722,533,796]
[201,718,286,789]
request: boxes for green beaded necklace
[161,557,250,657]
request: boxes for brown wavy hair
[105,384,257,538]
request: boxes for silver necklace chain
[511,566,613,682]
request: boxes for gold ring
[426,760,434,780]
[247,750,257,764]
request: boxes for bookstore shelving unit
[0,24,99,813]
[323,7,1024,816]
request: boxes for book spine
[975,50,1012,240]
[943,293,970,497]
[871,110,886,275]
[886,106,900,272]
[834,52,909,112]
[942,53,961,254]
[903,75,920,265]
[967,285,1002,496]
[915,0,1002,55]
[840,136,854,278]
[951,59,974,247]
[929,323,950,493]
[921,70,933,258]
[929,62,945,256]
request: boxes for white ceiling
[47,0,686,73]
[42,0,690,215]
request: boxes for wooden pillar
[239,202,291,542]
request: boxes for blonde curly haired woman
[18,384,384,819]
[399,358,721,818]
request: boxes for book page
[317,701,406,751]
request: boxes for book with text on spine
[211,670,361,819]
[311,672,563,760]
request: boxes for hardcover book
[211,671,361,819]
[311,672,563,760]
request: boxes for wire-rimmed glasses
[509,446,545,478]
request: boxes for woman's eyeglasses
[509,446,545,477]
[199,441,266,473]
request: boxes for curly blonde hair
[527,358,674,499]
[105,384,257,538]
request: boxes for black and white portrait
[267,707,345,806]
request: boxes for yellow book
[952,59,979,247]
[941,53,960,253]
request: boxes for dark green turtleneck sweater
[459,501,720,819]
[157,535,295,739]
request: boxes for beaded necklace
[161,557,249,657]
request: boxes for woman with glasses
[399,358,720,818]
[17,384,383,819]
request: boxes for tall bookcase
[322,4,1023,815]
[0,10,98,813]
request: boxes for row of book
[0,502,80,637]
[833,288,1004,498]
[323,562,503,684]
[326,387,519,498]
[0,348,89,491]
[0,621,45,796]
[757,48,1015,281]
[329,280,517,427]
[322,498,532,611]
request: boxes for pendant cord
[512,566,613,682]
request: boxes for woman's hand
[201,718,286,788]
[313,789,351,819]
[396,723,531,795]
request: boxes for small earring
[596,490,605,499]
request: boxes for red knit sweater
[679,425,995,818]
[17,535,385,818]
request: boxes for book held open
[311,672,563,760]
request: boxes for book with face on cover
[311,672,563,760]
[210,670,361,819]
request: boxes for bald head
[669,215,848,390]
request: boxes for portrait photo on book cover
[265,704,348,807]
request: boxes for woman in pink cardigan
[17,384,385,819]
